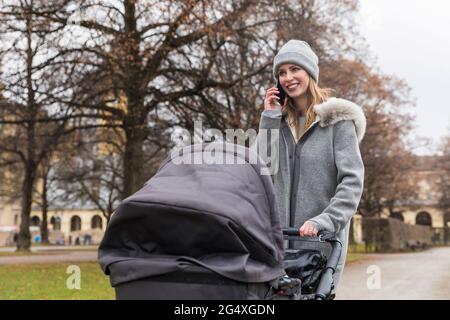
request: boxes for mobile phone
[276,80,286,106]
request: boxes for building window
[31,216,41,227]
[14,214,19,225]
[70,216,82,232]
[91,215,103,230]
[415,211,432,226]
[50,216,61,231]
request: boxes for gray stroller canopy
[98,142,285,286]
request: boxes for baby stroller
[98,142,341,300]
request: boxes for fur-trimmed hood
[313,97,366,143]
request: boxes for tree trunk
[122,124,146,199]
[349,216,355,245]
[17,5,37,252]
[40,173,49,244]
[121,0,146,199]
[17,163,36,252]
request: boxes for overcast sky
[358,0,450,155]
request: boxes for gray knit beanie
[273,40,319,83]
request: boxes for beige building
[380,155,450,244]
[0,97,110,246]
[0,200,106,246]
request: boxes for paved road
[0,245,97,252]
[337,247,450,300]
[0,251,97,265]
[0,246,98,265]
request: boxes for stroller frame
[276,228,342,300]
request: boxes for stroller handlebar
[282,228,339,243]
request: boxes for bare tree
[53,129,124,224]
[32,155,62,244]
[0,0,74,251]
[168,0,369,149]
[325,60,418,217]
[32,0,293,198]
[32,158,50,243]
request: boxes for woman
[258,39,366,291]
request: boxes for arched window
[390,212,404,222]
[415,211,432,226]
[70,216,82,232]
[91,215,103,230]
[50,216,61,231]
[14,214,19,225]
[31,216,41,227]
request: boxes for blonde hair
[283,77,334,139]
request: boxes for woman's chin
[288,91,306,99]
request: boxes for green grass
[0,261,114,300]
[345,253,365,264]
[348,243,375,253]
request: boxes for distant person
[84,234,92,245]
[75,237,80,245]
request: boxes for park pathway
[0,246,97,265]
[337,247,450,300]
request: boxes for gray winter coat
[256,97,366,289]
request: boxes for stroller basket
[279,228,342,300]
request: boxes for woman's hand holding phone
[264,87,287,111]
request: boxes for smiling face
[277,63,310,99]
